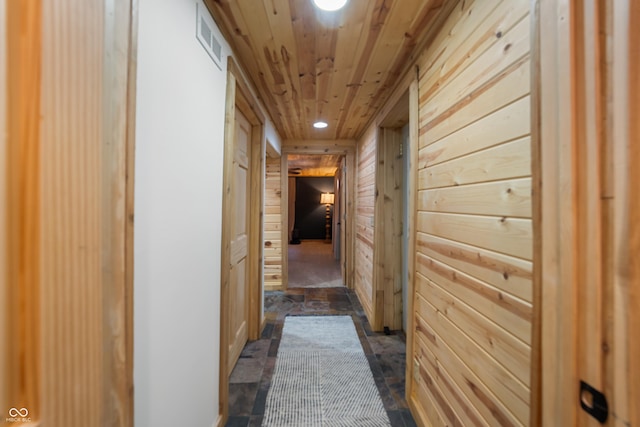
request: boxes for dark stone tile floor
[225,287,417,427]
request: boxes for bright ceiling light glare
[313,121,328,129]
[312,0,348,12]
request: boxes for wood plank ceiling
[205,0,450,140]
[288,154,342,176]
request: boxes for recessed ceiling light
[313,121,328,129]
[312,0,348,12]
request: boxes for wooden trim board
[218,56,266,425]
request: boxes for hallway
[288,240,342,288]
[226,288,416,427]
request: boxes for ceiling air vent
[196,2,222,70]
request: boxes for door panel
[228,107,251,372]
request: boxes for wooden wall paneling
[410,0,533,424]
[0,0,7,417]
[355,128,377,326]
[280,155,289,288]
[418,233,533,302]
[414,288,525,426]
[419,95,531,169]
[624,2,640,423]
[538,0,578,425]
[610,1,639,425]
[40,0,108,423]
[573,2,608,426]
[5,0,42,420]
[264,155,284,290]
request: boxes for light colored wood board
[420,14,530,128]
[103,0,136,423]
[5,0,42,418]
[419,96,530,167]
[417,212,533,261]
[413,329,488,426]
[418,178,532,218]
[414,313,525,426]
[572,8,607,426]
[411,372,450,427]
[417,232,532,302]
[610,2,638,425]
[411,336,458,427]
[413,347,467,426]
[538,0,577,424]
[39,0,117,423]
[420,136,531,189]
[528,0,542,424]
[283,139,356,154]
[416,256,532,345]
[420,56,530,148]
[417,274,531,386]
[0,0,7,414]
[405,78,419,400]
[419,1,529,105]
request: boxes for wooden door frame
[219,57,265,426]
[367,71,419,398]
[280,140,356,289]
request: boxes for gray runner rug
[262,315,392,427]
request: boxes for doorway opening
[286,154,343,288]
[374,88,414,332]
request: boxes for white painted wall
[134,1,230,425]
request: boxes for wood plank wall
[40,1,106,423]
[1,0,136,424]
[264,155,284,289]
[410,1,533,425]
[354,126,377,324]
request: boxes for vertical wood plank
[611,1,639,425]
[40,0,106,424]
[218,68,236,424]
[125,0,139,423]
[539,1,577,425]
[0,0,7,416]
[405,76,419,404]
[280,155,289,288]
[529,1,542,425]
[6,0,42,419]
[626,4,640,424]
[102,0,136,424]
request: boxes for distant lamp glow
[312,0,348,11]
[313,121,328,129]
[320,193,335,243]
[320,193,334,205]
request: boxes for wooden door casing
[228,107,251,372]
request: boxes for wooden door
[228,106,251,372]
